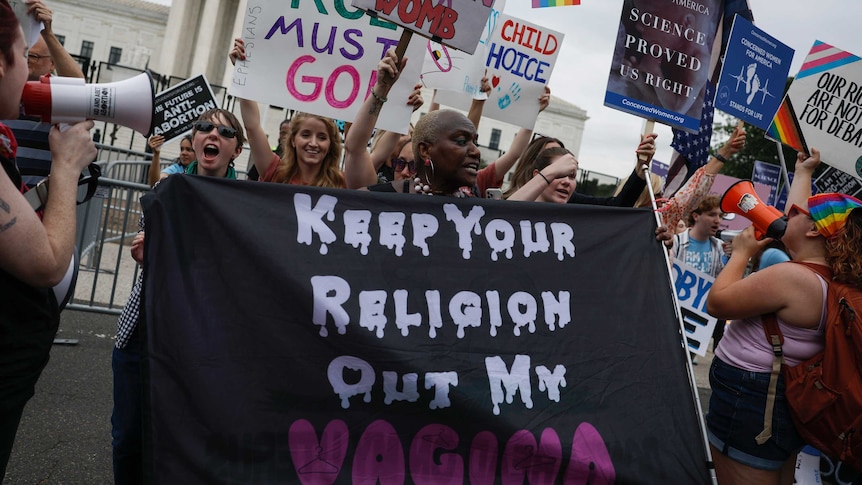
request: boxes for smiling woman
[230,38,346,188]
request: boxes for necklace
[414,177,432,195]
[413,177,475,198]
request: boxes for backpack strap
[756,261,832,445]
[756,312,785,445]
[793,261,833,281]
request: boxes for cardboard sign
[436,14,562,130]
[142,176,713,483]
[152,75,218,143]
[418,0,506,96]
[672,262,718,357]
[604,0,722,133]
[231,0,425,134]
[9,0,42,49]
[350,0,494,54]
[714,16,794,131]
[767,41,862,180]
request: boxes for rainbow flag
[533,0,579,7]
[767,98,807,153]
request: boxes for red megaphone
[720,180,787,240]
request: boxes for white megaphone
[21,72,155,136]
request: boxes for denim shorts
[706,357,805,470]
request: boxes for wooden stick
[394,29,412,65]
[638,119,655,163]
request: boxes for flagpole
[776,141,792,205]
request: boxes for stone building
[43,0,606,187]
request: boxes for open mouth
[203,144,220,158]
[463,161,480,174]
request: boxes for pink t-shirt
[715,274,828,372]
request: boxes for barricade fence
[67,177,149,315]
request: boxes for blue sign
[651,159,668,178]
[714,16,794,131]
[752,160,782,205]
[773,172,819,212]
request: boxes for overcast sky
[147,0,860,178]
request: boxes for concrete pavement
[3,311,115,485]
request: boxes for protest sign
[752,160,782,205]
[418,0,505,97]
[151,74,218,142]
[814,165,862,197]
[767,41,862,180]
[142,176,712,483]
[350,0,494,54]
[231,0,425,134]
[651,158,669,178]
[671,262,718,357]
[9,0,42,49]
[714,16,794,130]
[436,14,562,130]
[604,0,722,133]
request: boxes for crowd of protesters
[3,2,862,483]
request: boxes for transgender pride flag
[766,41,862,181]
[533,0,579,7]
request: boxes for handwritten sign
[152,75,218,143]
[604,0,721,133]
[715,16,794,130]
[419,0,505,96]
[767,41,862,180]
[436,13,562,130]
[672,262,718,357]
[231,0,425,134]
[350,0,494,54]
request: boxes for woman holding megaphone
[0,1,97,475]
[705,149,862,484]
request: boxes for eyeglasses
[788,204,811,218]
[27,53,51,62]
[193,121,237,139]
[392,157,416,174]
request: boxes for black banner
[141,176,710,484]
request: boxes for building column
[157,0,199,79]
[190,0,223,81]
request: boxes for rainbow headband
[807,193,862,238]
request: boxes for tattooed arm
[0,121,96,287]
[343,48,406,189]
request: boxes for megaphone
[720,180,787,240]
[715,229,742,243]
[21,72,154,136]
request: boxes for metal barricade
[67,177,150,315]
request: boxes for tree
[709,77,806,181]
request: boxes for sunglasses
[788,204,810,218]
[193,121,237,139]
[392,157,416,174]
